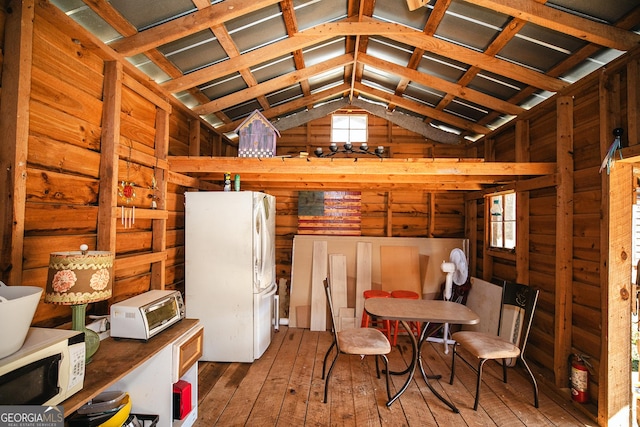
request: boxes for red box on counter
[172,380,192,420]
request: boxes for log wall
[2,1,466,328]
[1,1,639,423]
[249,116,469,294]
[470,49,640,422]
[0,1,223,326]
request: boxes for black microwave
[0,328,85,405]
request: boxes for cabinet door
[173,325,204,382]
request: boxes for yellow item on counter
[99,394,131,427]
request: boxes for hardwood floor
[194,326,596,426]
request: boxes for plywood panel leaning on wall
[380,246,421,296]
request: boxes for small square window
[331,114,367,143]
[489,192,516,250]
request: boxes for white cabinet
[106,346,173,421]
[171,323,203,427]
[63,319,203,427]
[106,322,203,426]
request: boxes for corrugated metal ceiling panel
[49,0,640,143]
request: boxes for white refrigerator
[185,191,277,362]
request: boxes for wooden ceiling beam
[390,0,451,109]
[280,0,314,110]
[209,23,270,112]
[468,8,640,134]
[215,83,351,134]
[168,157,556,179]
[85,0,218,120]
[464,0,640,51]
[192,53,354,115]
[193,172,507,185]
[162,18,566,96]
[349,98,462,144]
[359,53,524,116]
[162,33,333,93]
[171,156,556,191]
[385,30,567,92]
[354,82,491,135]
[271,98,349,132]
[301,20,424,36]
[423,15,528,130]
[109,0,282,56]
[206,180,489,191]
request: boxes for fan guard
[449,248,468,286]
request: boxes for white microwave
[0,328,85,405]
[110,290,185,341]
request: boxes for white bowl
[0,282,43,359]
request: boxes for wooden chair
[449,281,540,410]
[321,278,392,404]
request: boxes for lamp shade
[45,249,114,305]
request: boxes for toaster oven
[110,290,185,341]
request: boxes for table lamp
[45,244,114,363]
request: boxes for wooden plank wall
[0,2,217,326]
[3,2,639,422]
[241,115,469,312]
[2,0,467,330]
[21,3,111,324]
[470,48,640,422]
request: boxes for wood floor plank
[327,354,357,425]
[195,327,595,426]
[276,330,321,426]
[382,362,438,426]
[395,337,472,426]
[207,326,286,426]
[437,343,527,426]
[304,330,332,426]
[246,328,304,426]
[195,363,251,425]
[394,342,452,426]
[370,341,437,426]
[350,355,387,425]
[467,349,589,426]
[415,336,501,426]
[196,360,230,400]
[423,343,494,426]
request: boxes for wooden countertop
[62,318,200,416]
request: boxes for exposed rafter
[349,98,462,144]
[58,0,640,145]
[168,157,556,191]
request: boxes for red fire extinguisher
[570,354,590,403]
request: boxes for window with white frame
[489,192,516,250]
[331,114,367,143]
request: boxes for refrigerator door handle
[262,283,277,298]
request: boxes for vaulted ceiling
[53,0,640,145]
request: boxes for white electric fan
[441,248,468,302]
[430,248,469,353]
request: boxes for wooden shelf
[62,318,200,416]
[114,207,169,220]
[115,251,167,270]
